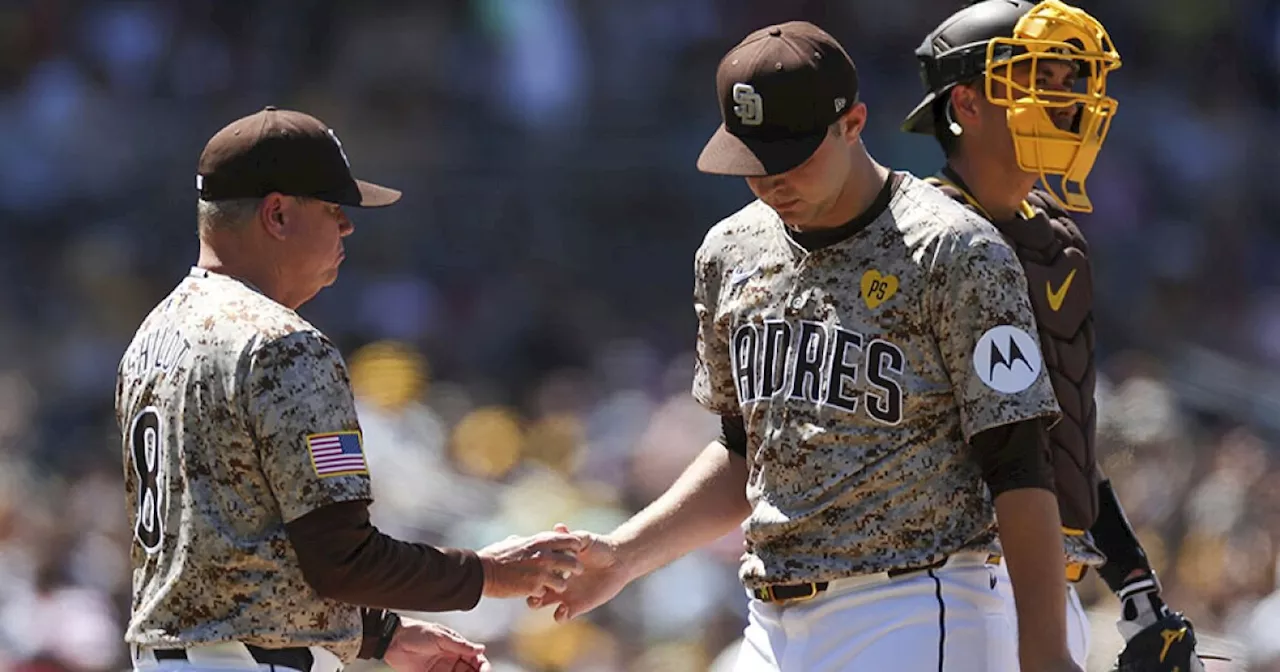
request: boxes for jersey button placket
[785,255,809,318]
[781,258,808,429]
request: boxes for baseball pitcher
[531,21,1083,672]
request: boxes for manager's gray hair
[197,197,262,236]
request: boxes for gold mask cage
[983,0,1121,213]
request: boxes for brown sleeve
[719,414,747,457]
[971,417,1056,497]
[285,500,485,613]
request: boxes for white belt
[131,641,342,672]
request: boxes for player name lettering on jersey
[731,319,904,425]
[121,325,191,382]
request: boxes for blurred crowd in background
[0,0,1278,670]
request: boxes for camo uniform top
[927,176,1107,568]
[116,267,371,663]
[692,172,1062,588]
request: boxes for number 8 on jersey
[130,407,165,554]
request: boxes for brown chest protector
[928,177,1100,532]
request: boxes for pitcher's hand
[527,523,631,622]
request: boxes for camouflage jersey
[926,173,1106,569]
[116,267,372,663]
[692,172,1061,588]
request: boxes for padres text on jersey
[691,173,1061,588]
[116,268,372,663]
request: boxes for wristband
[372,611,401,659]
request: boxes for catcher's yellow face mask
[984,0,1121,212]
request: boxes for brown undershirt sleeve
[971,417,1056,497]
[285,500,485,616]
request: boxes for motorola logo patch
[972,325,1043,394]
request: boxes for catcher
[902,1,1209,670]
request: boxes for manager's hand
[384,618,491,672]
[477,531,586,599]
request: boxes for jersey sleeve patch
[306,430,368,478]
[972,325,1043,394]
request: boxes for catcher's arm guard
[1109,574,1208,672]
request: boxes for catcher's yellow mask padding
[984,0,1121,213]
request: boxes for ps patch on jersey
[973,325,1042,394]
[307,431,368,477]
[859,269,898,309]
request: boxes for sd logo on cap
[697,22,860,177]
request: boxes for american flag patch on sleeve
[305,431,369,477]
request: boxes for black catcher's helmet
[901,0,1037,134]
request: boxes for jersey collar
[189,266,269,298]
[934,165,1035,222]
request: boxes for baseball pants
[732,552,1018,671]
[992,561,1091,666]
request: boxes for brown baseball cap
[196,106,401,207]
[697,22,859,177]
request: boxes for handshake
[477,523,630,622]
[385,524,631,672]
